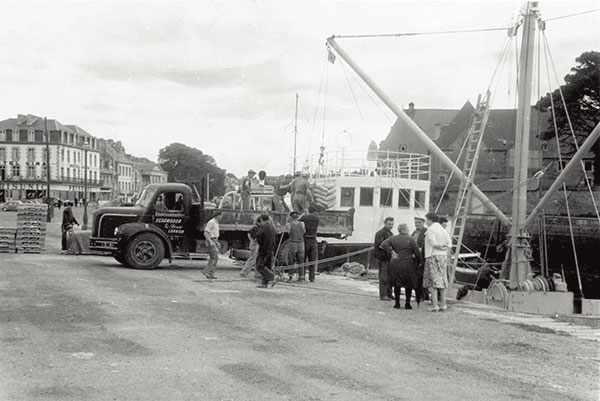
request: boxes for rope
[544,8,600,22]
[332,26,510,40]
[308,49,328,154]
[543,51,584,298]
[339,57,372,139]
[542,32,600,225]
[274,245,374,273]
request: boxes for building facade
[0,114,101,202]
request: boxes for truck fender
[116,222,173,260]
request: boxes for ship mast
[504,2,542,289]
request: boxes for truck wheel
[113,252,126,265]
[124,233,165,270]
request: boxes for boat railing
[299,150,430,180]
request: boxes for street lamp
[82,139,90,230]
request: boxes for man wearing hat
[291,172,311,213]
[412,216,428,300]
[286,211,306,282]
[239,169,255,209]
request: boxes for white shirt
[204,218,220,240]
[424,222,451,258]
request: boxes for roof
[0,114,73,133]
[379,106,463,154]
[436,101,475,149]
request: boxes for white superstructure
[307,149,431,244]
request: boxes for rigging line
[486,37,512,94]
[309,49,328,153]
[345,62,395,124]
[339,57,373,139]
[332,26,510,40]
[542,32,600,224]
[321,53,330,148]
[434,126,470,213]
[545,61,584,299]
[544,8,600,22]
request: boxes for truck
[89,183,354,269]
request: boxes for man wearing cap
[286,211,306,282]
[272,174,292,213]
[373,217,394,301]
[239,169,255,209]
[256,213,278,288]
[412,216,428,300]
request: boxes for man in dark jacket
[412,216,428,301]
[373,217,394,300]
[255,213,277,288]
[299,205,320,282]
[61,201,79,251]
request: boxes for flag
[327,49,336,64]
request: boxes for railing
[301,150,430,181]
[0,176,104,185]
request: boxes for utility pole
[83,140,89,230]
[44,117,53,222]
[293,93,298,173]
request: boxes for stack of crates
[0,227,16,253]
[16,204,48,253]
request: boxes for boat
[316,1,600,314]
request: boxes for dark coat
[61,207,79,229]
[373,227,393,261]
[380,234,421,289]
[256,222,276,256]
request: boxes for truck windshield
[135,187,157,208]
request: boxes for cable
[545,8,600,22]
[332,26,510,40]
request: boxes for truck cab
[90,182,354,270]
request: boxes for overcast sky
[1,1,598,177]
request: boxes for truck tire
[113,252,126,265]
[124,232,165,270]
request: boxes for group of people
[202,206,320,288]
[374,212,452,312]
[238,169,313,214]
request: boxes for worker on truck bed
[291,172,312,213]
[272,174,292,213]
[239,169,255,210]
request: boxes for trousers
[256,253,275,284]
[240,240,258,276]
[377,259,393,299]
[203,243,219,276]
[304,240,318,282]
[288,241,305,279]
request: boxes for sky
[0,1,598,177]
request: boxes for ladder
[451,91,492,273]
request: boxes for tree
[158,143,226,198]
[537,51,600,185]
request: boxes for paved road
[0,249,598,401]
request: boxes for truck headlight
[114,227,120,236]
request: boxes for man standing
[239,169,255,210]
[202,211,222,279]
[373,217,394,301]
[240,216,260,278]
[61,201,79,251]
[286,211,306,282]
[256,213,277,288]
[300,205,320,282]
[272,174,292,213]
[411,216,428,300]
[291,172,311,213]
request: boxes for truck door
[150,190,189,252]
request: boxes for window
[340,187,355,208]
[380,187,393,207]
[359,187,374,206]
[399,144,408,152]
[67,150,70,163]
[0,131,5,141]
[61,148,64,162]
[11,164,20,177]
[27,148,35,162]
[584,160,593,172]
[414,191,426,209]
[12,130,18,141]
[398,189,410,208]
[66,168,70,179]
[438,174,447,183]
[60,167,64,179]
[11,147,20,161]
[27,165,35,178]
[0,147,5,161]
[28,131,35,142]
[541,142,548,152]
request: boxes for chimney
[407,102,415,118]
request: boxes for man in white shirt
[203,211,222,279]
[423,212,452,312]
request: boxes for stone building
[0,114,101,202]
